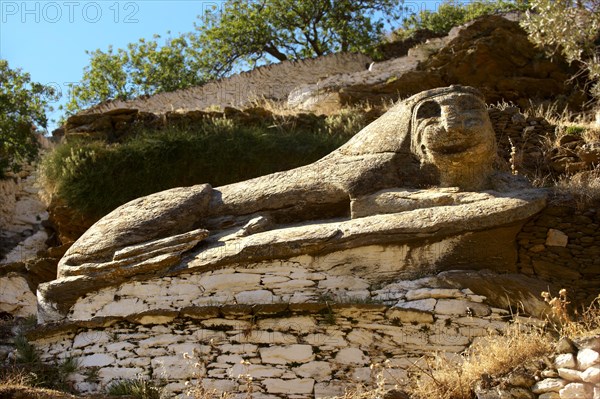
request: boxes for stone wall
[517,202,600,305]
[30,273,516,398]
[80,53,372,116]
[534,336,600,398]
[0,158,57,319]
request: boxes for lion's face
[412,92,496,190]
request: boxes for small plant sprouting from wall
[541,288,570,324]
[14,335,39,364]
[11,335,79,392]
[543,288,600,338]
[182,341,237,399]
[106,377,163,399]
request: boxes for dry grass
[544,289,600,338]
[568,294,600,337]
[517,100,600,206]
[404,323,552,399]
[554,167,600,209]
[0,369,79,399]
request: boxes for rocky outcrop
[290,16,584,113]
[24,81,596,398]
[39,187,546,321]
[0,166,49,263]
[0,274,37,317]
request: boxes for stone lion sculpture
[57,85,498,277]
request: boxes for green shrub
[399,0,527,36]
[14,335,39,365]
[522,0,600,99]
[40,112,364,218]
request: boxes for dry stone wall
[517,203,600,305]
[81,53,372,115]
[63,262,498,322]
[534,336,600,399]
[30,273,514,398]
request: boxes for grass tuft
[106,377,163,399]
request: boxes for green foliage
[196,0,403,76]
[12,335,78,392]
[565,125,586,135]
[67,0,403,114]
[40,111,365,218]
[65,33,208,114]
[400,0,528,36]
[14,335,39,364]
[106,378,163,399]
[0,60,54,177]
[522,0,600,98]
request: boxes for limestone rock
[334,348,368,365]
[546,229,568,247]
[555,354,577,369]
[291,16,581,113]
[538,393,560,399]
[434,299,491,316]
[293,361,332,381]
[59,184,212,273]
[557,368,583,382]
[395,298,437,312]
[0,274,37,317]
[386,307,434,323]
[556,337,577,354]
[531,378,567,394]
[581,366,600,383]
[259,345,314,365]
[405,287,464,300]
[41,86,547,322]
[229,363,284,379]
[577,349,600,370]
[559,382,593,399]
[438,270,553,318]
[264,378,315,394]
[79,353,115,367]
[234,290,274,304]
[151,355,195,379]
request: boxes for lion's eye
[416,101,441,119]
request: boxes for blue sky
[0,0,439,131]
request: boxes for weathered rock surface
[39,86,547,321]
[0,273,37,317]
[0,166,49,263]
[290,16,583,113]
[59,85,499,272]
[59,184,212,270]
